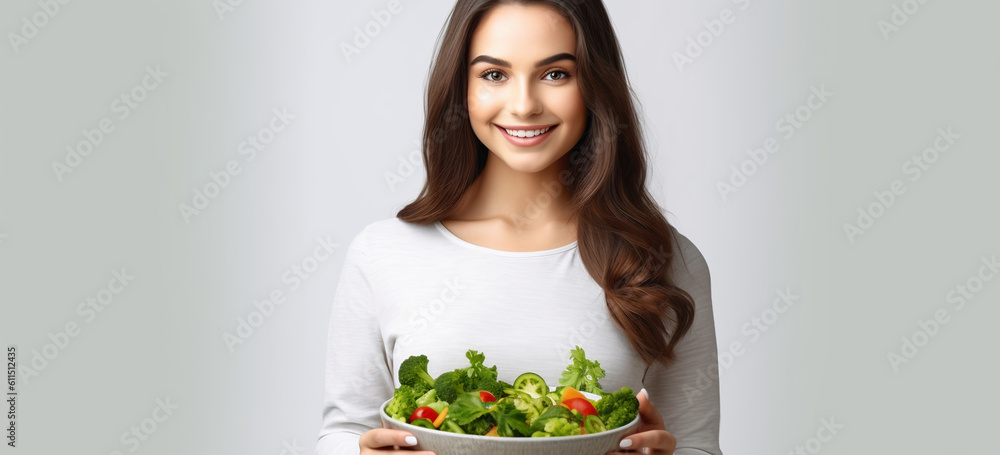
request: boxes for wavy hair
[397,0,695,367]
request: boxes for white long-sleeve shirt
[316,217,722,455]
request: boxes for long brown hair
[397,0,695,367]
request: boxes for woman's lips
[496,124,557,147]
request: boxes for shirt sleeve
[316,228,395,455]
[642,229,723,455]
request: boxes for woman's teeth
[504,126,552,138]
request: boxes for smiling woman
[465,3,587,174]
[318,2,723,455]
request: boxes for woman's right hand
[359,428,438,454]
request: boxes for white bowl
[379,388,640,455]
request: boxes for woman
[317,1,722,454]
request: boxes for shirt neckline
[433,221,579,257]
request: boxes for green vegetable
[410,418,436,429]
[440,418,466,434]
[461,416,495,436]
[505,389,548,423]
[583,414,607,434]
[433,369,468,403]
[434,350,504,402]
[558,346,606,395]
[399,355,436,394]
[530,405,574,433]
[594,386,640,429]
[492,400,532,437]
[542,391,561,406]
[542,417,582,437]
[385,346,636,438]
[385,384,418,422]
[416,388,448,413]
[513,372,548,398]
[448,392,493,425]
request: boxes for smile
[495,124,558,147]
[503,126,553,137]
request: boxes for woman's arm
[317,228,395,455]
[642,229,723,454]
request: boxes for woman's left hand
[605,388,676,454]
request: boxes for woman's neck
[449,152,575,231]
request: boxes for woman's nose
[509,80,542,117]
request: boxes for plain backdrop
[0,0,997,453]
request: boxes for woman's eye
[546,71,569,81]
[484,71,505,82]
[479,70,569,83]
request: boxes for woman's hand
[606,388,677,454]
[359,427,438,454]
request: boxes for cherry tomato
[479,391,497,402]
[562,397,598,418]
[409,406,439,423]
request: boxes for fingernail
[404,436,417,446]
[619,439,633,448]
[640,388,649,400]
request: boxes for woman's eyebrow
[469,53,576,68]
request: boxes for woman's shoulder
[666,225,711,293]
[345,216,439,255]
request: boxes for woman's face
[466,3,586,174]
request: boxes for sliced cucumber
[583,414,607,434]
[410,418,436,429]
[513,372,548,399]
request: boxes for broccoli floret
[461,415,495,435]
[385,385,418,422]
[436,351,505,402]
[434,369,471,403]
[558,346,607,395]
[399,355,436,394]
[543,418,582,436]
[470,365,504,397]
[595,387,640,430]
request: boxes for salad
[384,346,639,437]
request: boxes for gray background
[1,0,997,453]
